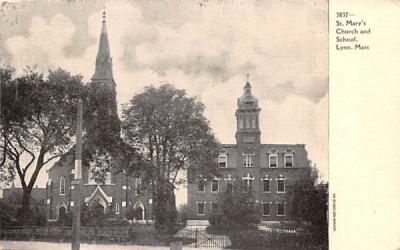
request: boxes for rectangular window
[243,154,254,168]
[262,202,270,216]
[242,179,253,192]
[277,179,285,193]
[197,180,205,192]
[226,182,233,193]
[211,180,219,192]
[277,203,285,216]
[246,118,250,128]
[252,118,257,129]
[269,155,278,168]
[197,202,205,215]
[211,202,218,211]
[263,179,270,192]
[285,155,293,167]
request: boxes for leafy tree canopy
[122,84,219,187]
[122,84,220,228]
[0,66,85,223]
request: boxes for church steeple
[86,9,120,150]
[92,9,114,82]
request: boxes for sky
[0,0,328,202]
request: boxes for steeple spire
[92,8,114,82]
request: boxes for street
[0,241,232,250]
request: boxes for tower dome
[237,81,259,109]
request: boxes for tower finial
[246,73,250,83]
[102,6,106,22]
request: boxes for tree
[122,84,219,229]
[0,67,85,224]
[290,166,328,244]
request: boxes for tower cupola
[235,75,261,145]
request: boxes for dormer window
[268,149,278,168]
[218,151,228,168]
[284,149,294,168]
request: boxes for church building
[45,11,152,223]
[187,81,312,221]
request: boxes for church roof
[91,9,114,82]
[85,185,113,204]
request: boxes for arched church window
[115,203,120,214]
[59,176,66,195]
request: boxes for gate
[174,225,230,248]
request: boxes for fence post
[195,228,198,248]
[93,226,97,244]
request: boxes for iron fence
[0,226,134,243]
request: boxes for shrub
[208,185,259,233]
[208,211,223,226]
[229,229,264,249]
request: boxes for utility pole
[72,99,83,250]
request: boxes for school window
[242,179,253,192]
[226,182,233,192]
[277,203,285,216]
[277,179,285,193]
[135,177,141,195]
[211,202,218,211]
[269,154,278,168]
[243,154,254,168]
[263,179,270,192]
[218,151,228,168]
[59,176,66,195]
[262,202,270,216]
[285,155,293,167]
[197,202,205,215]
[197,179,205,192]
[211,180,219,192]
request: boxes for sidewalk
[0,241,231,250]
